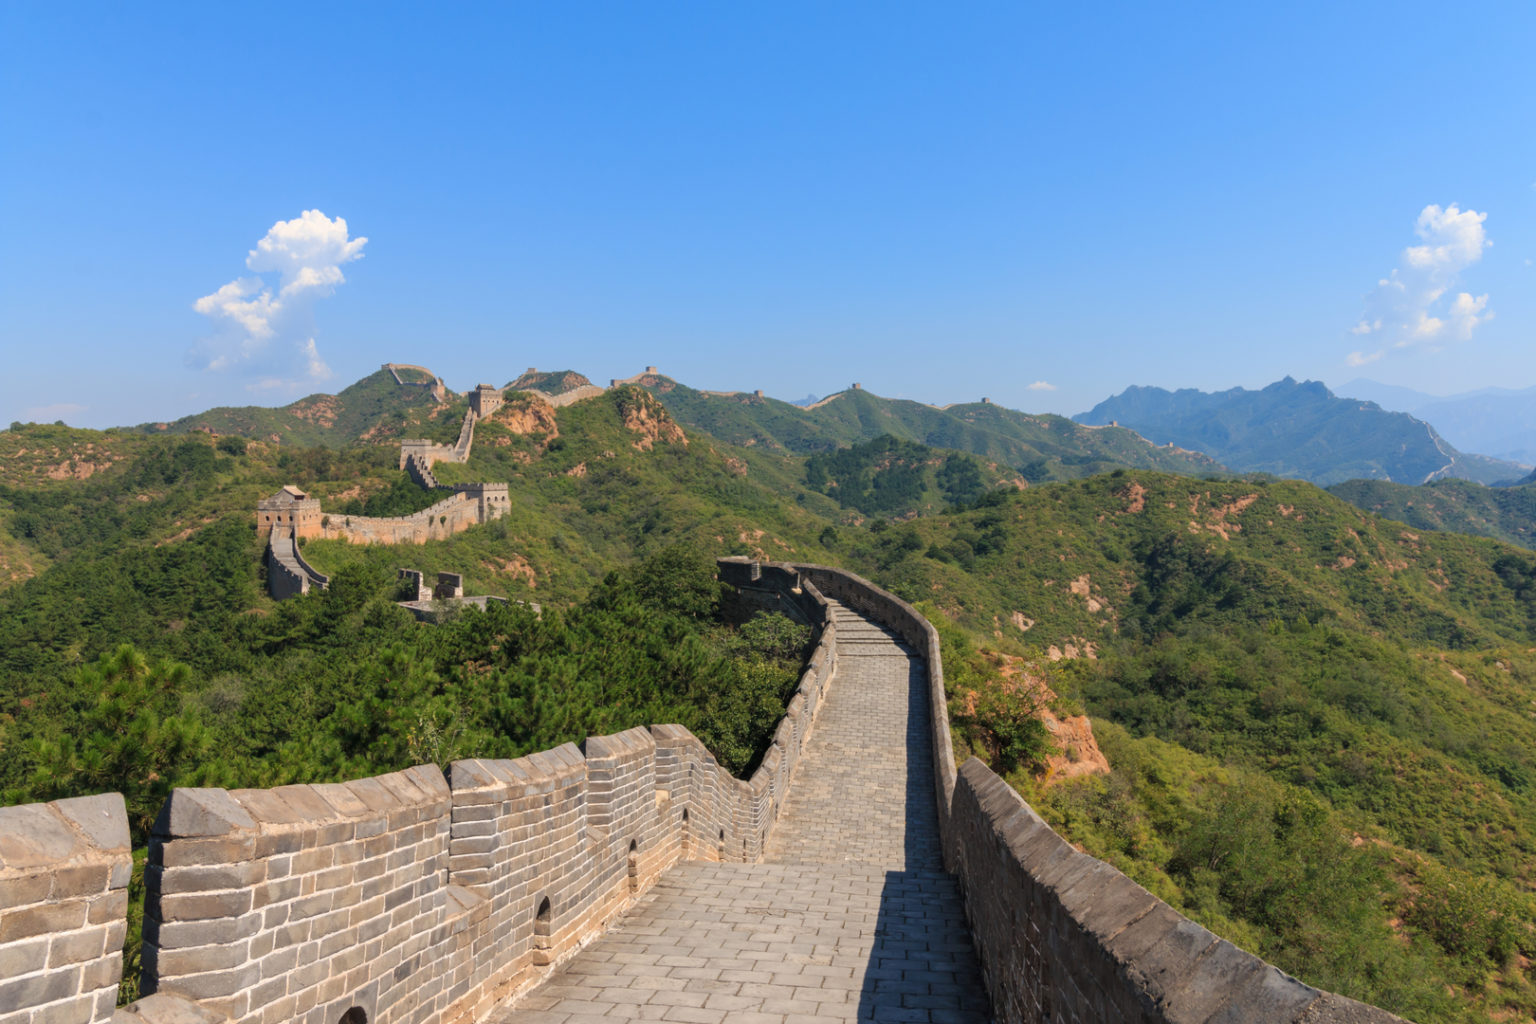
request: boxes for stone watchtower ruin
[254,486,323,540]
[468,384,503,418]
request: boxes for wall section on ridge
[728,556,1409,1024]
[1,563,838,1024]
[719,557,957,866]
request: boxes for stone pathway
[485,600,991,1024]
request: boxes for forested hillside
[634,372,1225,479]
[7,371,1536,1021]
[835,473,1536,1022]
[804,434,1009,517]
[1332,477,1536,551]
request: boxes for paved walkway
[486,600,991,1023]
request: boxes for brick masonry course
[482,593,991,1023]
[0,794,132,1024]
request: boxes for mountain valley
[4,365,1536,1021]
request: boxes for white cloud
[1347,203,1491,366]
[1402,203,1489,272]
[20,402,87,423]
[1027,380,1057,391]
[189,210,366,389]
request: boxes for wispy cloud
[20,402,86,423]
[1027,380,1057,391]
[189,210,366,390]
[1347,203,1491,367]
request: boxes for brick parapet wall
[134,702,839,1024]
[289,538,330,591]
[523,385,604,409]
[718,558,954,864]
[0,564,836,1024]
[0,794,132,1024]
[950,761,1410,1024]
[403,454,439,490]
[721,556,1410,1024]
[142,765,455,1024]
[318,492,496,546]
[266,535,314,601]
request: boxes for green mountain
[1076,377,1525,486]
[508,368,598,395]
[1329,477,1536,551]
[1337,379,1536,465]
[9,370,1536,1020]
[637,373,1225,480]
[833,472,1536,1021]
[133,367,466,447]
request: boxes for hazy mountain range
[1335,379,1536,465]
[1075,377,1527,487]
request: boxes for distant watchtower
[256,486,323,540]
[469,384,503,418]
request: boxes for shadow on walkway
[855,658,990,1022]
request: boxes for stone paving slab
[485,599,991,1023]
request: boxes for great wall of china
[256,371,649,600]
[1,558,1410,1024]
[256,381,514,599]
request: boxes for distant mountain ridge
[629,373,1225,481]
[1075,377,1524,486]
[123,365,1530,491]
[133,367,465,448]
[1336,378,1536,464]
[120,365,1224,485]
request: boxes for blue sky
[3,2,1534,429]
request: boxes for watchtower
[256,486,323,539]
[457,481,511,522]
[469,384,503,418]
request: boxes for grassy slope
[1331,478,1536,552]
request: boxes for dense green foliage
[804,435,993,517]
[1331,477,1536,552]
[837,473,1536,1021]
[1,546,811,845]
[1077,377,1521,485]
